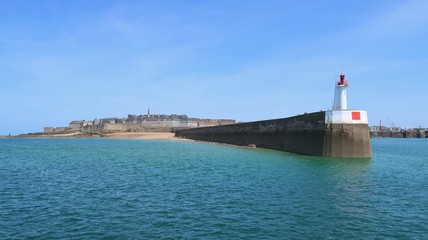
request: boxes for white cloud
[358,0,428,38]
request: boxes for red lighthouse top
[338,74,348,86]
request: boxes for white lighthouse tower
[333,73,348,110]
[326,73,368,126]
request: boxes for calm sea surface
[1,138,427,239]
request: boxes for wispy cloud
[1,1,428,133]
[357,0,428,38]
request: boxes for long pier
[175,111,372,158]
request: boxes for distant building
[69,121,84,131]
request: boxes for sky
[1,0,427,135]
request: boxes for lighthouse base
[323,110,372,157]
[323,123,372,158]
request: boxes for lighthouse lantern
[333,74,348,110]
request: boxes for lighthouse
[333,74,348,110]
[322,73,371,157]
[327,73,367,124]
[176,72,372,158]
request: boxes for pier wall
[175,111,372,158]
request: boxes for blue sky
[1,0,427,134]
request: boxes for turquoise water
[1,138,427,239]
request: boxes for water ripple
[0,138,427,239]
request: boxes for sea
[1,138,427,239]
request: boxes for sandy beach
[10,132,180,140]
[104,132,177,140]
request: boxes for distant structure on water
[44,109,235,134]
[370,126,428,138]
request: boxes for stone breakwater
[176,111,372,158]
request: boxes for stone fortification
[175,111,372,158]
[44,113,235,134]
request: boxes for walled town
[44,111,236,135]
